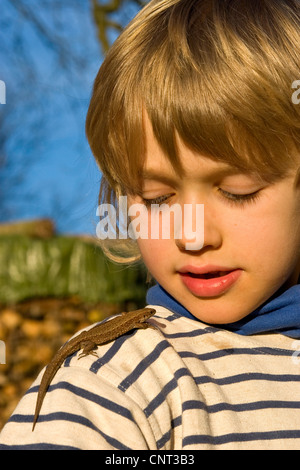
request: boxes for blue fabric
[146,283,300,338]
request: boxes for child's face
[130,116,300,324]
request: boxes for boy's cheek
[137,238,170,270]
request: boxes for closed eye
[142,189,262,208]
[142,194,174,208]
[218,188,261,206]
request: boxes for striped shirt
[1,305,300,450]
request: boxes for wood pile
[0,296,135,430]
[0,218,146,430]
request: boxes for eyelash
[142,194,172,208]
[142,189,261,208]
[218,189,261,206]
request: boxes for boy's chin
[182,298,255,326]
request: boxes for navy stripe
[163,328,213,340]
[156,415,183,449]
[10,411,132,450]
[180,346,294,362]
[0,443,79,450]
[89,333,132,374]
[196,372,300,386]
[156,429,172,449]
[171,415,182,429]
[144,368,193,417]
[6,413,33,425]
[154,312,178,322]
[183,429,300,446]
[64,353,75,367]
[25,383,39,396]
[182,399,300,414]
[49,381,135,421]
[118,340,171,392]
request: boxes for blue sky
[0,0,142,236]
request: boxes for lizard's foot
[77,340,99,360]
[78,350,99,360]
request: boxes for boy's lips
[178,265,243,297]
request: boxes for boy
[1,0,300,449]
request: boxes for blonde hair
[86,0,300,263]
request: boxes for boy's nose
[175,203,222,252]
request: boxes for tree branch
[91,0,148,54]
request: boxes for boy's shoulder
[55,305,203,390]
[64,306,177,367]
[57,306,176,376]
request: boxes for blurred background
[0,0,149,428]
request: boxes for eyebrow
[141,166,258,185]
[141,170,179,186]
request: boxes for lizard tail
[32,339,81,431]
[32,360,61,431]
[32,391,44,431]
[32,354,71,431]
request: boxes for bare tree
[0,0,148,228]
[91,0,148,54]
[0,0,99,225]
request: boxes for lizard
[32,307,156,431]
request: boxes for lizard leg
[78,340,99,360]
[146,323,157,331]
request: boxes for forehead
[142,111,258,182]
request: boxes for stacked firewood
[0,296,132,430]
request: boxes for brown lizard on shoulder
[32,307,156,431]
